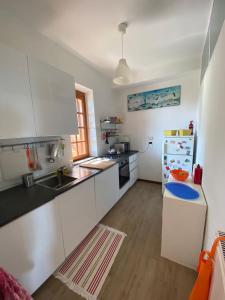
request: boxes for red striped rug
[55,224,126,300]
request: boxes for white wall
[196,22,225,248]
[116,71,200,182]
[0,11,117,156]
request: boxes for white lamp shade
[113,58,131,85]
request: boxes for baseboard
[138,179,162,185]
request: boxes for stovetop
[101,150,138,163]
[103,153,121,160]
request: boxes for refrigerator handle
[163,142,167,154]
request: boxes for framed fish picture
[127,85,181,112]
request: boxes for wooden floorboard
[33,180,196,300]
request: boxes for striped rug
[55,224,126,300]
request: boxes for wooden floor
[33,180,196,300]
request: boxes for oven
[119,159,130,189]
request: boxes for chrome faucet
[56,166,65,177]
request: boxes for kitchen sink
[36,174,77,191]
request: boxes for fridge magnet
[127,85,181,112]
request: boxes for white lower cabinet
[130,167,138,187]
[57,177,96,257]
[95,164,119,222]
[129,154,138,187]
[118,180,130,199]
[0,200,64,295]
[0,161,136,294]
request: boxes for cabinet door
[118,180,130,200]
[28,57,78,136]
[128,153,138,164]
[129,159,138,172]
[57,178,96,257]
[130,167,138,187]
[0,43,36,138]
[95,164,119,222]
[0,200,65,295]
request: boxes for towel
[0,267,32,300]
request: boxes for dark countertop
[0,184,56,227]
[0,150,138,228]
[101,150,139,163]
[0,165,100,227]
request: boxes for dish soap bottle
[189,121,194,135]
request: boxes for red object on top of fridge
[189,121,194,135]
[193,164,203,185]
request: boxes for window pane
[77,128,85,141]
[71,143,78,157]
[77,113,84,127]
[72,90,89,161]
[71,135,77,143]
[77,142,86,155]
[76,98,83,113]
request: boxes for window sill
[73,156,95,166]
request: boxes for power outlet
[148,136,154,145]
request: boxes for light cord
[121,32,124,59]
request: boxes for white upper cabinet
[28,57,78,136]
[0,44,36,139]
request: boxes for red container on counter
[193,164,203,185]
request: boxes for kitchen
[0,1,225,300]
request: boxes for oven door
[119,162,130,189]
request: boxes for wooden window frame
[71,90,89,161]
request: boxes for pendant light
[113,22,131,85]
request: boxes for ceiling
[1,0,212,86]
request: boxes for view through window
[71,90,89,161]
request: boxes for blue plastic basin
[165,182,199,200]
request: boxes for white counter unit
[161,177,207,270]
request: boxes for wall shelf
[100,117,122,143]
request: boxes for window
[71,90,89,161]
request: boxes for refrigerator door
[163,137,194,156]
[162,154,193,183]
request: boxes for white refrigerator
[162,136,194,188]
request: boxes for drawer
[129,159,138,172]
[129,153,138,164]
[130,167,138,187]
[118,180,130,199]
